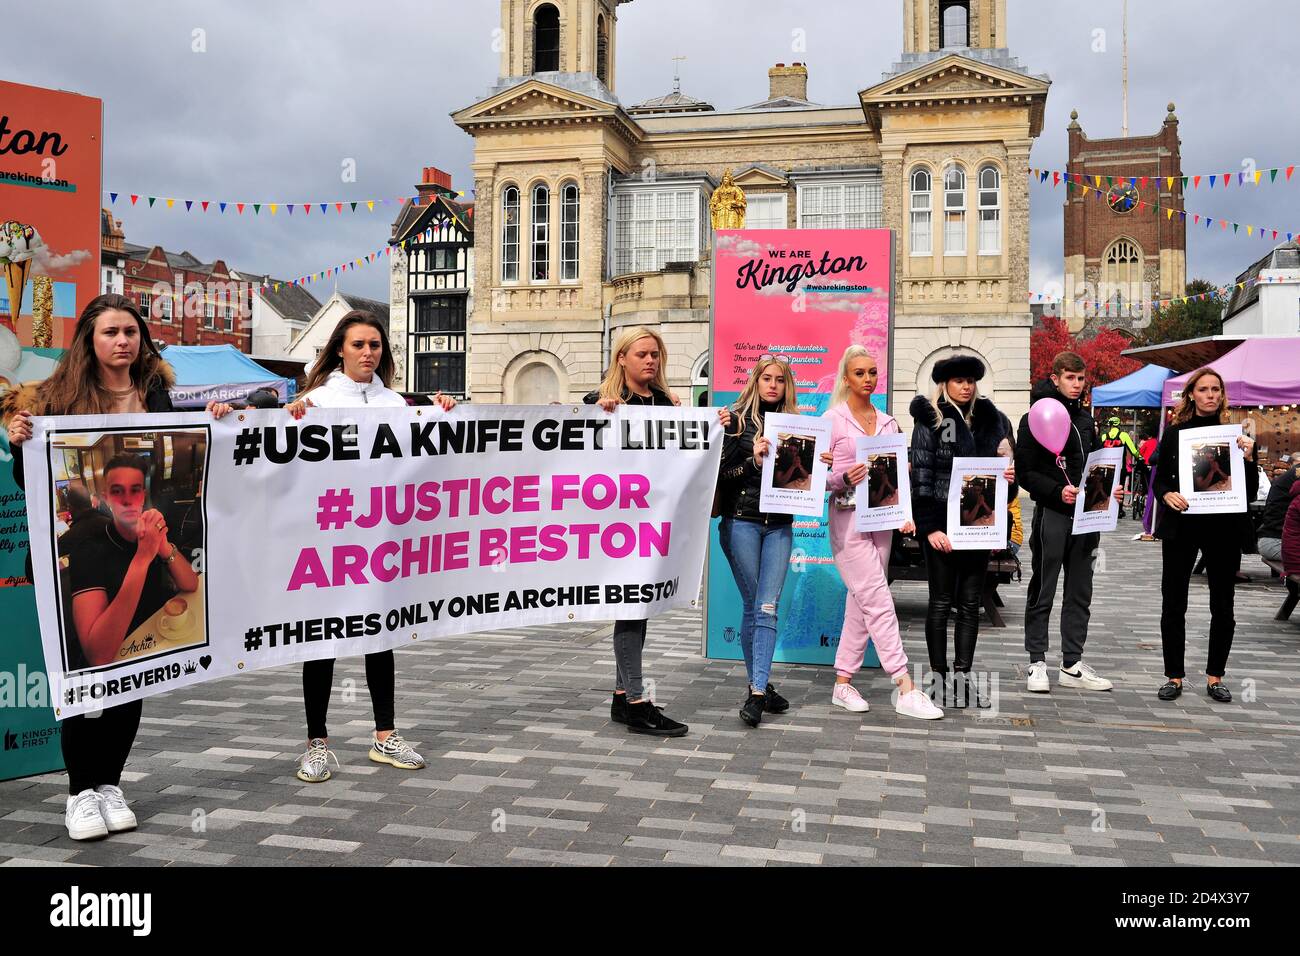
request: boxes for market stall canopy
[1161,337,1300,407]
[1121,335,1245,373]
[161,344,294,408]
[1091,364,1173,408]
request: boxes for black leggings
[921,539,990,674]
[61,699,143,795]
[302,651,395,740]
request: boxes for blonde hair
[1173,367,1227,425]
[732,358,798,437]
[830,345,883,409]
[599,326,671,403]
[927,379,981,427]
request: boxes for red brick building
[1063,103,1186,334]
[121,243,253,351]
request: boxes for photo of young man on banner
[758,411,831,516]
[1073,446,1125,534]
[854,433,911,533]
[1178,424,1247,515]
[946,457,1009,549]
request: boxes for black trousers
[921,539,990,673]
[61,699,143,795]
[302,651,396,740]
[1160,538,1240,679]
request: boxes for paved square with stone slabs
[2,505,1298,867]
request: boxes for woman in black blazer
[1150,367,1258,703]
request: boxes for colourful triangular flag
[148,197,156,207]
[110,192,118,204]
[270,203,278,215]
[184,200,192,211]
[130,194,139,205]
[350,202,358,212]
[1209,175,1216,188]
[1270,168,1279,183]
[201,201,209,212]
[220,202,227,213]
[367,201,375,211]
[166,198,175,209]
[1255,170,1263,185]
[253,204,260,214]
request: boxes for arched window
[943,164,966,255]
[560,182,580,281]
[596,14,609,84]
[501,185,520,282]
[1103,238,1142,311]
[531,183,551,282]
[940,1,970,48]
[909,168,932,255]
[533,4,560,73]
[977,165,1001,254]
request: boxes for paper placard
[854,434,912,533]
[1178,424,1247,515]
[758,412,833,517]
[1072,447,1125,534]
[946,457,1009,550]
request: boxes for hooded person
[1015,351,1118,695]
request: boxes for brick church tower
[1063,103,1186,333]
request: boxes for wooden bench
[1261,557,1299,622]
[885,532,1021,628]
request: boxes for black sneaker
[740,693,765,728]
[1157,680,1182,701]
[611,692,628,724]
[625,700,688,737]
[763,684,789,714]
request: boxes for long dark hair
[32,293,174,416]
[301,310,394,394]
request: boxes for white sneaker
[1058,660,1113,691]
[895,688,944,720]
[65,789,108,841]
[296,737,338,783]
[831,683,870,713]
[94,784,137,832]
[1027,660,1050,693]
[369,730,426,770]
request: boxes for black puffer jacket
[1015,379,1100,516]
[909,393,1016,536]
[716,401,793,526]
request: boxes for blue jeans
[718,518,793,692]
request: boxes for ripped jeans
[718,517,793,692]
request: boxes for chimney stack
[768,62,809,102]
[416,166,454,202]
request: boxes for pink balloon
[1028,397,1071,456]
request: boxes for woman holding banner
[715,357,798,727]
[822,346,943,720]
[585,326,730,736]
[908,354,1016,708]
[5,293,234,841]
[286,309,456,781]
[1150,367,1257,703]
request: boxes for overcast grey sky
[6,0,1297,303]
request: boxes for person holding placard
[5,293,234,841]
[1015,352,1122,695]
[287,310,456,781]
[822,346,942,720]
[587,326,731,736]
[1150,367,1258,703]
[715,357,801,727]
[908,354,1016,708]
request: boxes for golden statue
[710,168,746,230]
[31,276,54,348]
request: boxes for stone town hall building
[437,0,1049,426]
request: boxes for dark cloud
[7,0,1296,302]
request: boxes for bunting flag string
[1029,164,1296,192]
[1027,168,1298,245]
[255,220,464,293]
[1025,273,1299,312]
[105,188,473,215]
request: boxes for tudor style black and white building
[389,166,475,397]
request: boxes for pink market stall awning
[1161,336,1300,407]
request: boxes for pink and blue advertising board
[706,229,894,666]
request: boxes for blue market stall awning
[1091,364,1173,408]
[161,344,294,408]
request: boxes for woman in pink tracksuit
[823,346,943,720]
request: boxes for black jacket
[909,393,1016,536]
[582,386,673,407]
[1258,464,1300,540]
[1015,379,1101,516]
[12,386,175,492]
[716,402,793,526]
[1151,413,1259,548]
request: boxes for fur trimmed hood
[909,393,1001,437]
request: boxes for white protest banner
[1178,424,1246,515]
[758,412,831,517]
[1073,447,1124,534]
[946,457,1008,550]
[854,433,911,533]
[24,405,722,717]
